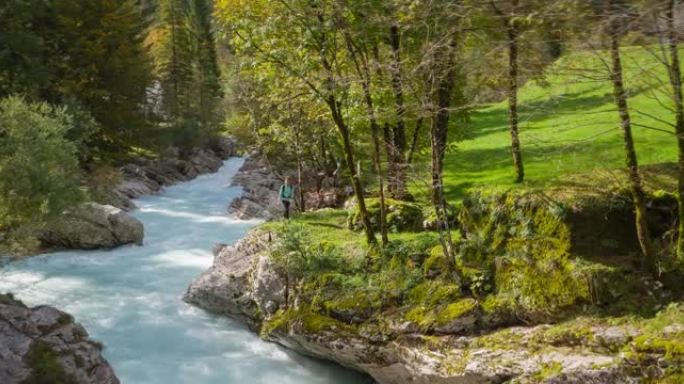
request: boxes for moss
[471,328,524,350]
[348,198,424,232]
[406,280,461,307]
[457,190,601,322]
[423,246,449,277]
[322,289,384,323]
[535,322,595,348]
[630,335,684,361]
[22,341,77,384]
[404,298,477,330]
[0,293,26,307]
[532,361,563,381]
[435,299,478,326]
[405,306,436,329]
[261,306,355,337]
[442,350,470,375]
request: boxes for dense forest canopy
[1,0,684,272]
[0,0,225,249]
[215,0,684,272]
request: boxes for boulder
[0,294,119,384]
[227,156,284,219]
[42,203,144,250]
[184,230,273,329]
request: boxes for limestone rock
[41,203,144,250]
[184,227,666,384]
[252,256,286,316]
[110,136,237,211]
[0,294,119,384]
[184,230,273,329]
[228,156,283,220]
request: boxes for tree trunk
[407,117,424,164]
[345,33,390,247]
[361,67,389,247]
[383,122,396,195]
[389,24,409,199]
[315,10,376,246]
[297,158,305,212]
[372,44,398,197]
[430,40,460,279]
[666,0,684,261]
[329,98,376,246]
[507,0,524,183]
[606,1,657,272]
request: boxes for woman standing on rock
[279,176,295,219]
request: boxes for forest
[1,0,684,383]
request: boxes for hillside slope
[430,46,678,201]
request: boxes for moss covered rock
[348,198,424,232]
[456,189,675,322]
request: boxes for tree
[0,97,85,229]
[341,5,390,246]
[662,0,684,261]
[52,0,153,149]
[490,0,525,183]
[0,0,153,154]
[189,0,223,126]
[604,0,657,271]
[216,0,378,245]
[151,0,195,119]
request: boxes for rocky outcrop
[228,155,346,220]
[184,231,274,329]
[110,136,237,210]
[41,203,144,250]
[185,228,683,384]
[228,157,284,220]
[0,294,119,384]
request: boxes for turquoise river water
[0,158,368,384]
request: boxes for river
[0,158,368,384]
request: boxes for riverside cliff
[186,188,684,383]
[0,294,118,384]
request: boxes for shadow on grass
[461,82,655,142]
[441,139,630,201]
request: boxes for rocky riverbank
[186,183,684,384]
[35,137,238,253]
[228,154,347,220]
[184,228,683,383]
[0,294,119,384]
[110,136,238,211]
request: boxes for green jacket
[279,184,294,201]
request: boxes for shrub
[0,96,85,229]
[348,198,424,232]
[270,223,347,279]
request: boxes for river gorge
[0,158,367,384]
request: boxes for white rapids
[0,158,368,384]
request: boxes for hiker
[279,176,295,219]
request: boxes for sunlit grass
[411,46,678,202]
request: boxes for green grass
[417,46,679,202]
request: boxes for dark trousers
[282,200,290,219]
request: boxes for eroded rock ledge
[227,154,348,220]
[111,136,237,210]
[0,294,119,384]
[37,137,237,253]
[184,229,680,384]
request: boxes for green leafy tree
[151,0,196,119]
[0,97,85,229]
